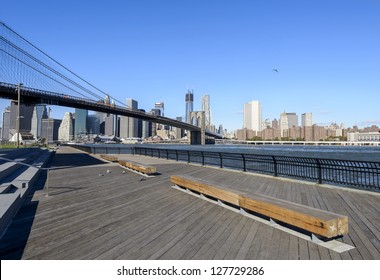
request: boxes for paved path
[1,146,379,260]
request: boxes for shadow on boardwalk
[48,151,107,170]
[0,170,47,259]
[0,150,106,259]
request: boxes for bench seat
[119,160,157,175]
[170,175,348,239]
[100,154,119,162]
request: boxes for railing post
[272,156,278,177]
[187,151,190,163]
[176,150,179,161]
[219,153,223,168]
[158,149,161,158]
[201,151,205,166]
[45,169,50,197]
[242,154,246,172]
[316,159,322,184]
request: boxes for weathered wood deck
[1,146,379,260]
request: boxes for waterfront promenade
[1,146,380,260]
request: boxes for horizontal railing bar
[131,146,380,191]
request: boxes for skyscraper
[243,100,262,131]
[185,90,194,123]
[31,105,47,140]
[74,108,88,138]
[280,112,289,137]
[1,106,10,140]
[105,114,115,136]
[301,113,313,127]
[155,102,164,117]
[286,113,298,128]
[87,114,101,134]
[9,101,34,137]
[58,112,74,141]
[120,98,138,138]
[201,94,212,129]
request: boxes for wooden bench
[119,160,157,175]
[100,154,119,162]
[170,175,348,239]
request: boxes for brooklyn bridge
[0,22,221,144]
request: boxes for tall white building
[301,112,313,127]
[201,94,212,130]
[279,112,289,137]
[58,112,74,141]
[243,100,262,131]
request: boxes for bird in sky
[272,69,279,73]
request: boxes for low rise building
[347,132,380,142]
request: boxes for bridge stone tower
[189,111,205,145]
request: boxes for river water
[134,143,380,162]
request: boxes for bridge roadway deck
[1,146,380,260]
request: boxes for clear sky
[1,0,379,131]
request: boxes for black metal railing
[133,147,380,191]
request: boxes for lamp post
[16,83,22,148]
[47,107,51,148]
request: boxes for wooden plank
[245,223,269,259]
[308,241,321,260]
[158,206,227,259]
[100,154,118,162]
[298,238,309,260]
[171,175,244,206]
[239,194,348,238]
[119,160,157,175]
[288,235,299,260]
[171,175,349,238]
[181,210,237,260]
[133,203,218,260]
[223,219,252,260]
[262,227,281,259]
[277,230,290,260]
[192,214,240,259]
[256,226,274,259]
[234,221,260,259]
[214,216,248,259]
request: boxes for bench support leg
[270,218,278,226]
[311,233,323,244]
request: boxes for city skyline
[0,1,379,130]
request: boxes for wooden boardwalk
[1,146,379,260]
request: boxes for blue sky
[1,0,379,131]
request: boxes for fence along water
[71,145,380,191]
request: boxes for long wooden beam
[170,175,348,238]
[100,154,119,162]
[119,160,157,175]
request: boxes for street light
[47,107,51,148]
[16,83,22,148]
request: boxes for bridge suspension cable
[0,22,128,108]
